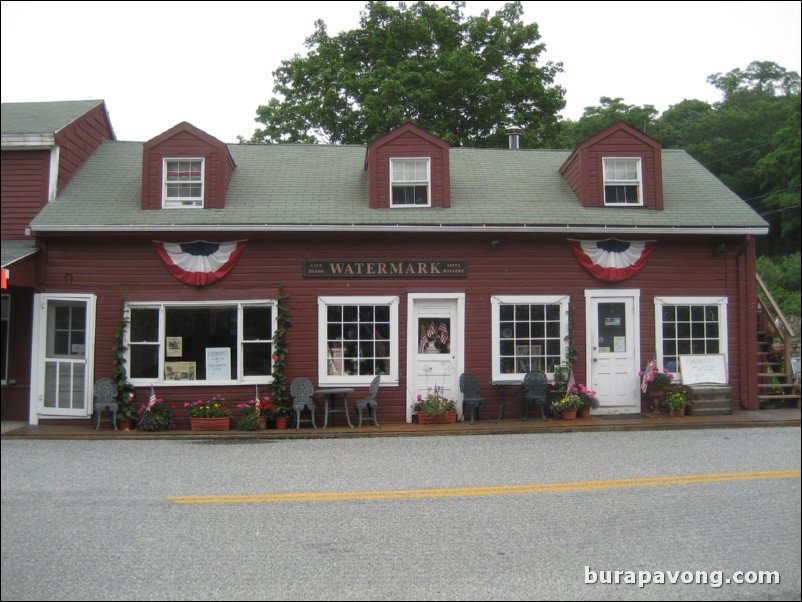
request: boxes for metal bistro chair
[93,378,119,430]
[354,375,381,427]
[522,370,549,421]
[459,372,487,424]
[290,378,317,429]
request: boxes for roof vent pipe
[506,127,522,150]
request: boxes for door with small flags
[585,290,641,413]
[407,295,464,422]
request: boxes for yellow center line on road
[167,469,800,505]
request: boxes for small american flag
[438,322,449,345]
[419,331,429,353]
[146,384,157,411]
[641,356,657,393]
[566,369,576,393]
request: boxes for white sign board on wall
[679,354,728,385]
[206,347,231,381]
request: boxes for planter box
[417,409,457,425]
[190,417,231,431]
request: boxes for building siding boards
[367,124,450,209]
[141,124,234,210]
[560,122,664,210]
[6,114,768,425]
[33,229,756,426]
[53,103,114,191]
[1,150,49,239]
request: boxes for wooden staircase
[757,274,800,409]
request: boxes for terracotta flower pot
[417,409,457,425]
[189,417,231,431]
[561,408,577,420]
[577,407,590,418]
[669,407,686,417]
[274,416,289,430]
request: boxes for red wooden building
[2,100,114,421]
[2,101,771,427]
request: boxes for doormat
[597,413,650,420]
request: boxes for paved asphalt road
[2,427,800,601]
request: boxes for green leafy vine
[271,294,292,404]
[564,304,579,368]
[113,301,136,415]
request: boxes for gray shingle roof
[1,100,104,135]
[1,240,38,268]
[29,140,769,233]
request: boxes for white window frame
[390,157,431,207]
[318,295,399,386]
[654,296,729,380]
[603,157,643,206]
[125,300,276,386]
[491,295,570,381]
[163,158,204,208]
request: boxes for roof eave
[29,224,770,236]
[1,133,56,149]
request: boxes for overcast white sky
[2,1,800,143]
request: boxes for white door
[31,294,96,422]
[406,294,464,422]
[585,290,640,414]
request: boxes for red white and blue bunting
[568,238,654,282]
[154,240,247,287]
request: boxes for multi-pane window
[391,158,430,206]
[127,302,274,383]
[491,295,569,380]
[49,303,86,357]
[164,159,204,208]
[319,296,399,385]
[603,158,642,205]
[655,296,728,375]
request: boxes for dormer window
[164,158,204,208]
[603,158,642,206]
[391,158,430,207]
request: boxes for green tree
[249,1,565,146]
[653,98,714,149]
[754,97,801,242]
[657,62,800,256]
[757,253,801,316]
[560,96,660,147]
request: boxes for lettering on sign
[304,260,467,278]
[206,347,231,381]
[679,354,728,385]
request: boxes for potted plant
[547,365,569,416]
[236,404,261,431]
[136,396,174,431]
[411,385,457,424]
[551,393,581,420]
[640,366,673,399]
[272,404,291,429]
[665,387,690,417]
[239,396,273,429]
[184,395,232,431]
[573,383,599,417]
[117,393,138,431]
